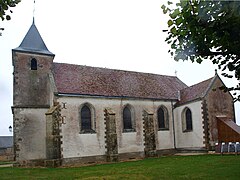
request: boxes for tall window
[157,106,169,130]
[123,105,135,132]
[80,104,95,133]
[31,58,37,70]
[182,107,193,132]
[185,108,193,131]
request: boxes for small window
[31,58,37,70]
[182,107,193,132]
[157,106,169,130]
[80,104,95,133]
[123,105,135,132]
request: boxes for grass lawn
[0,154,239,179]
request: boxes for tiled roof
[177,76,215,105]
[53,63,188,100]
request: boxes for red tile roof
[177,76,215,105]
[52,62,188,100]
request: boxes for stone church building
[12,21,240,167]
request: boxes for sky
[0,0,239,136]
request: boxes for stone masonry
[104,108,118,162]
[45,103,62,167]
[142,110,156,157]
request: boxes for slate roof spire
[13,18,54,56]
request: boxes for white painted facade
[13,108,47,160]
[12,91,207,162]
[57,95,203,159]
[174,101,205,149]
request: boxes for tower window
[31,58,37,70]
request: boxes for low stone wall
[118,151,145,160]
[62,150,176,166]
[14,159,62,168]
[13,148,209,167]
[62,152,145,166]
[62,155,106,166]
[0,148,14,161]
[156,149,177,156]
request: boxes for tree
[0,0,21,36]
[162,0,240,101]
[0,0,21,21]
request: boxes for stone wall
[13,108,48,162]
[45,103,62,163]
[104,108,118,162]
[12,52,53,107]
[142,110,156,157]
[0,148,14,161]
[204,77,235,148]
[201,99,210,150]
[12,50,55,165]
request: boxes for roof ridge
[53,62,178,78]
[201,74,218,98]
[175,75,216,106]
[180,76,214,92]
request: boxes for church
[11,20,240,167]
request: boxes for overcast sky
[0,0,239,135]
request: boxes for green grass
[0,155,240,179]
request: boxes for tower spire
[33,0,36,23]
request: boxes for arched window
[80,104,95,133]
[157,106,169,130]
[123,105,135,132]
[31,58,37,70]
[185,108,193,131]
[182,107,193,132]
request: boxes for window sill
[123,129,136,133]
[183,129,193,133]
[158,128,169,131]
[80,129,96,134]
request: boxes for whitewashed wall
[14,108,47,160]
[153,101,175,150]
[174,101,205,149]
[58,96,175,158]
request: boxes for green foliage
[0,155,240,179]
[162,0,240,101]
[0,0,21,21]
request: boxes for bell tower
[12,19,55,163]
[12,19,55,107]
